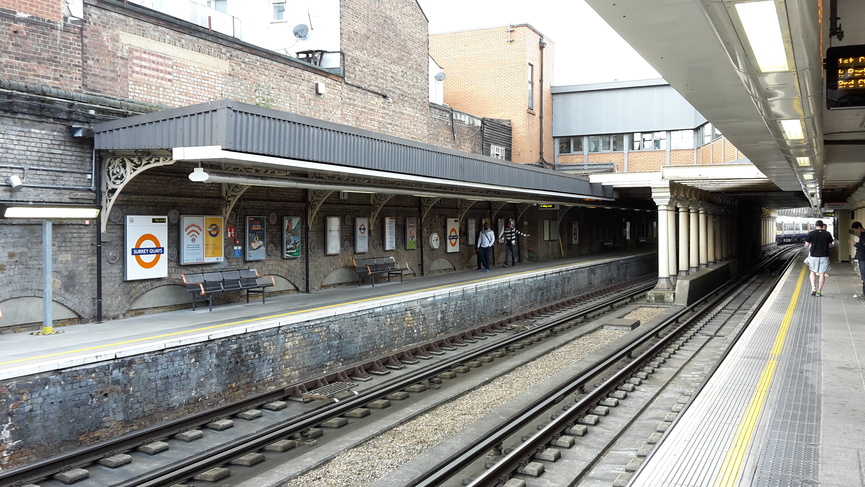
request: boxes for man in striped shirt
[499,220,529,268]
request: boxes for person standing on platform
[804,219,834,296]
[477,222,495,272]
[498,220,529,268]
[850,221,865,300]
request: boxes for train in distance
[775,216,831,245]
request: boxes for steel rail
[410,250,794,487]
[123,278,656,487]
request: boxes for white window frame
[490,144,506,160]
[272,0,286,22]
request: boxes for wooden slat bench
[181,268,275,311]
[353,256,407,287]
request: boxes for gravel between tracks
[281,326,632,487]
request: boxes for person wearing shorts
[804,219,834,297]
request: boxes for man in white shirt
[477,222,495,272]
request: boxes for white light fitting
[735,1,789,72]
[795,157,811,166]
[188,166,210,182]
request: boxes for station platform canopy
[93,99,613,205]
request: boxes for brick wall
[3,0,63,23]
[626,151,667,172]
[0,9,83,89]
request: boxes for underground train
[775,217,825,244]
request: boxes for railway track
[2,276,657,487]
[396,248,797,487]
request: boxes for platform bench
[181,268,275,311]
[353,256,407,287]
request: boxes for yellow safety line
[0,257,614,367]
[713,264,807,486]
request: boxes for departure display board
[826,45,865,109]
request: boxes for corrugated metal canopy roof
[93,99,612,204]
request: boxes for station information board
[826,45,865,109]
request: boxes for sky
[415,0,660,86]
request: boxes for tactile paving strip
[750,282,820,486]
[630,261,819,487]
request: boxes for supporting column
[699,206,708,268]
[707,210,716,265]
[668,204,677,284]
[648,186,675,302]
[677,202,689,277]
[714,213,723,261]
[689,203,699,273]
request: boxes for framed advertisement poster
[467,219,476,246]
[283,216,302,258]
[125,215,168,281]
[571,221,579,245]
[405,217,418,250]
[326,216,341,255]
[180,215,224,264]
[446,217,459,253]
[355,217,369,253]
[246,216,266,261]
[384,217,396,251]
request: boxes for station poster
[179,216,224,265]
[405,217,418,250]
[325,216,340,255]
[571,221,579,245]
[355,217,369,253]
[467,219,476,246]
[384,217,396,251]
[125,215,168,281]
[246,216,266,261]
[446,218,459,253]
[283,216,302,258]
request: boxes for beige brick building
[429,24,554,165]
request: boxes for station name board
[826,45,865,109]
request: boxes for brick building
[429,24,554,165]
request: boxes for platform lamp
[1,203,101,335]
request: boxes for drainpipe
[537,36,547,168]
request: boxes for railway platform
[629,249,865,487]
[0,251,652,381]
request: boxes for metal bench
[181,269,275,311]
[353,256,406,286]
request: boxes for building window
[527,64,534,111]
[670,129,695,149]
[557,136,583,154]
[699,123,722,145]
[490,144,506,160]
[589,134,625,152]
[631,132,667,151]
[208,0,227,13]
[272,1,285,21]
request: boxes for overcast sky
[416,0,660,86]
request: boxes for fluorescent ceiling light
[802,173,814,180]
[4,206,100,219]
[780,119,804,140]
[796,157,811,166]
[735,1,789,72]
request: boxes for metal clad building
[552,80,708,136]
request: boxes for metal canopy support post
[34,220,61,335]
